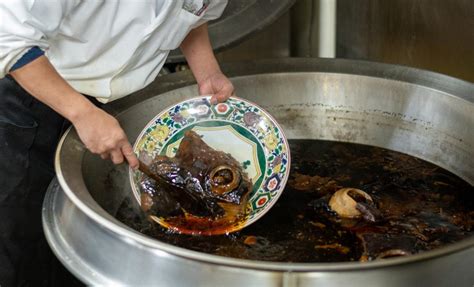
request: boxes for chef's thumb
[212,90,230,104]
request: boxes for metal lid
[167,0,296,63]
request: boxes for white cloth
[0,0,227,103]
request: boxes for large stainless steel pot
[43,59,474,286]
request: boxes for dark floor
[49,256,85,287]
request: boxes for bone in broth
[116,140,473,262]
[139,130,253,235]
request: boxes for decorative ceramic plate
[129,96,290,233]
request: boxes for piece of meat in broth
[140,130,252,220]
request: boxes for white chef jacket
[0,0,227,103]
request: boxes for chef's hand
[10,55,139,169]
[198,72,234,104]
[72,105,139,169]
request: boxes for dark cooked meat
[173,130,252,205]
[139,130,252,221]
[356,232,423,260]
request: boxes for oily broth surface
[115,140,473,262]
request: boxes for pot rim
[55,151,474,271]
[55,58,474,272]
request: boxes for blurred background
[202,0,473,82]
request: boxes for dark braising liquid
[116,140,473,262]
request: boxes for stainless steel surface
[44,59,474,286]
[215,10,291,63]
[167,0,295,63]
[336,0,474,82]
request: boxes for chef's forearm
[180,23,221,83]
[9,55,97,123]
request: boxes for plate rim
[128,95,291,233]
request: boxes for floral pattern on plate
[130,96,290,226]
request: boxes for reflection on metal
[336,0,474,82]
[215,11,291,63]
[167,0,296,63]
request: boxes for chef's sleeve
[191,0,228,29]
[0,0,78,78]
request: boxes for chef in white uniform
[0,0,232,285]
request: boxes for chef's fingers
[122,143,139,169]
[213,87,233,103]
[100,153,109,160]
[110,148,124,165]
